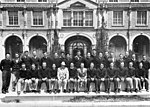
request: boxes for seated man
[77,63,87,93]
[28,63,39,92]
[126,62,136,92]
[68,63,78,93]
[106,62,117,93]
[57,61,69,93]
[116,62,128,93]
[87,62,98,93]
[17,63,30,94]
[137,62,149,92]
[49,64,58,94]
[97,63,107,93]
[37,62,50,93]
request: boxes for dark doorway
[65,36,92,58]
[133,35,150,59]
[29,36,47,56]
[5,36,23,58]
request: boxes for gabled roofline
[58,0,98,6]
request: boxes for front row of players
[16,60,149,94]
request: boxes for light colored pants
[58,79,67,90]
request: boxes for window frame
[38,0,47,2]
[131,0,139,2]
[112,11,124,26]
[63,11,72,27]
[109,0,118,2]
[31,11,44,26]
[16,0,25,2]
[136,11,148,26]
[7,11,19,26]
[85,11,93,26]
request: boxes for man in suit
[74,50,84,68]
[0,53,13,94]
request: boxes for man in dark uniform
[91,49,98,68]
[65,53,72,68]
[0,53,12,94]
[117,62,128,93]
[105,62,116,93]
[130,54,139,70]
[31,50,40,69]
[21,51,32,70]
[97,63,107,93]
[85,52,93,68]
[60,51,66,63]
[53,52,61,68]
[49,64,58,94]
[68,63,78,93]
[37,62,50,93]
[137,62,149,92]
[103,51,110,68]
[87,62,98,93]
[74,50,84,68]
[97,52,105,68]
[29,63,39,92]
[12,53,21,92]
[141,55,150,71]
[123,51,131,67]
[40,52,53,69]
[116,54,125,68]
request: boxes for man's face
[100,64,104,69]
[15,53,19,58]
[31,64,36,70]
[105,52,109,57]
[61,53,65,58]
[66,54,70,58]
[44,52,47,57]
[90,63,94,68]
[120,54,123,59]
[6,54,10,59]
[93,50,96,56]
[110,63,114,68]
[52,64,56,68]
[110,53,114,57]
[99,53,103,57]
[139,63,143,68]
[120,62,124,67]
[77,51,81,56]
[132,54,136,59]
[33,51,36,56]
[42,63,47,68]
[143,56,146,60]
[22,64,26,69]
[81,63,84,68]
[54,53,58,58]
[87,53,91,58]
[70,63,74,68]
[129,62,133,67]
[125,52,129,56]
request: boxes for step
[1,91,150,102]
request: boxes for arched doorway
[133,35,150,58]
[109,36,127,58]
[5,36,23,58]
[29,36,47,55]
[65,36,92,58]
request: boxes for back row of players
[0,50,150,94]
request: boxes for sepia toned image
[0,0,150,107]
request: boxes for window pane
[33,11,43,25]
[63,11,71,26]
[8,11,18,25]
[113,11,123,25]
[137,11,147,25]
[73,11,83,26]
[85,11,93,26]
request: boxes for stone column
[149,69,150,90]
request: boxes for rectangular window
[113,11,123,26]
[8,11,18,25]
[73,11,83,26]
[38,0,47,2]
[131,0,139,2]
[109,0,118,2]
[33,11,43,26]
[63,11,71,26]
[137,11,147,25]
[17,0,25,2]
[85,11,93,26]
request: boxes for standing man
[40,52,53,69]
[21,51,32,70]
[53,53,61,68]
[74,50,84,68]
[123,51,131,67]
[11,53,21,92]
[85,52,93,68]
[57,62,69,93]
[65,53,72,68]
[0,53,12,94]
[31,50,40,69]
[141,55,150,71]
[104,51,110,68]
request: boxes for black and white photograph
[0,0,150,107]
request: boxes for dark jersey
[0,59,12,71]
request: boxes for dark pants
[104,78,111,91]
[37,79,49,92]
[2,70,11,92]
[113,78,120,91]
[87,78,98,92]
[140,78,149,90]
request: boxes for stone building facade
[0,0,150,60]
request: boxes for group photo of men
[0,50,150,95]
